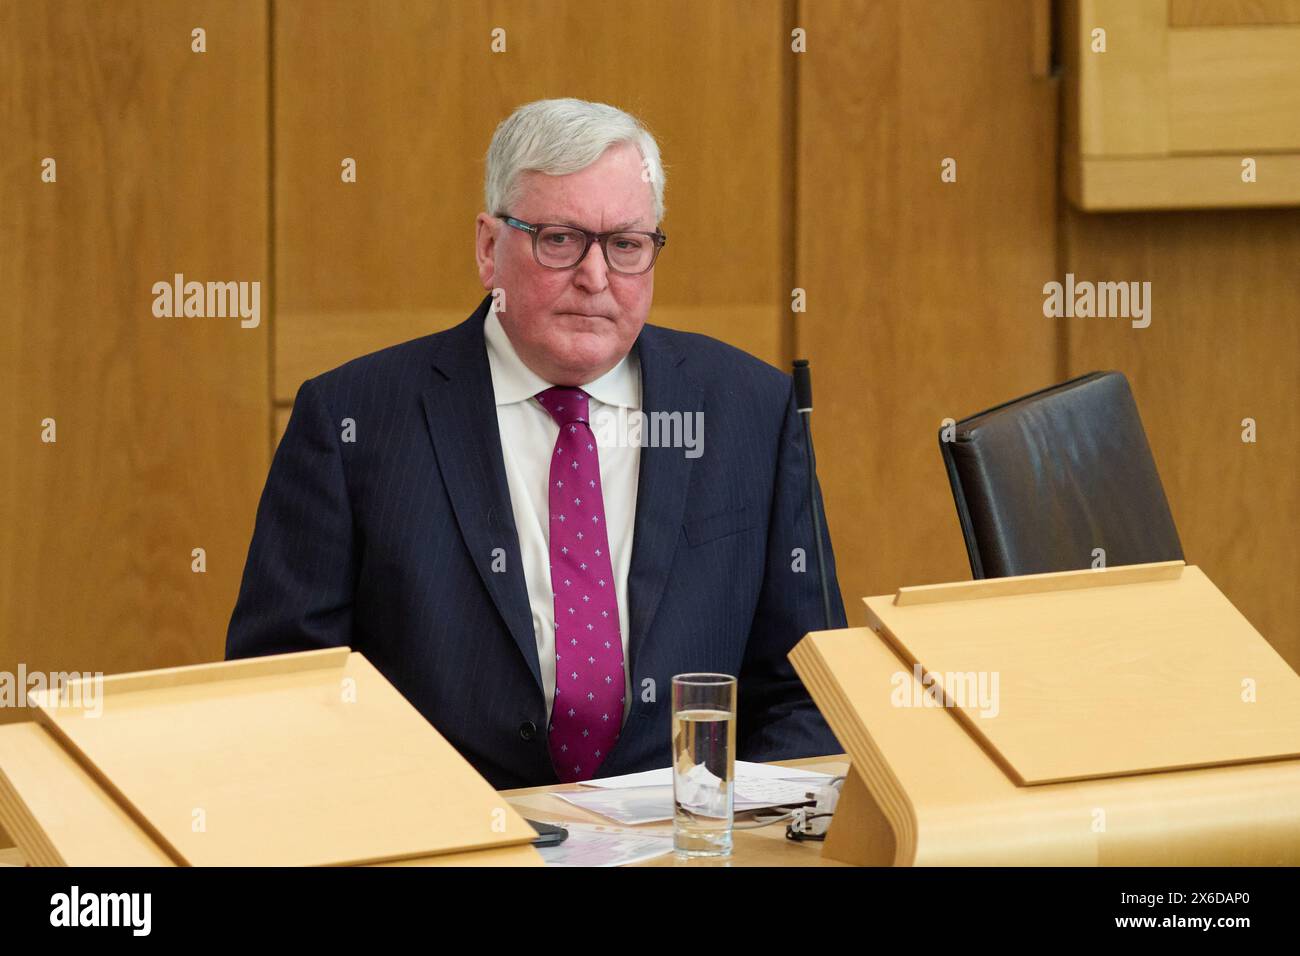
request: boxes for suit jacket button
[519,720,537,741]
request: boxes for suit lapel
[420,296,542,695]
[626,325,702,683]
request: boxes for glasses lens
[535,226,586,267]
[606,233,654,274]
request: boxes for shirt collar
[484,307,640,410]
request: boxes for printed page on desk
[581,759,834,805]
[532,822,673,867]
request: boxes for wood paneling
[274,405,292,449]
[1169,0,1300,26]
[1168,26,1300,152]
[1065,153,1300,210]
[1075,0,1170,157]
[1062,207,1300,668]
[796,0,1061,618]
[273,0,791,401]
[1064,0,1300,209]
[0,0,270,710]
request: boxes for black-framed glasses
[496,213,666,276]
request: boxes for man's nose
[572,239,609,290]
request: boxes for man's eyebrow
[552,217,647,231]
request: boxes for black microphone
[792,359,834,631]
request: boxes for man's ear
[474,213,498,289]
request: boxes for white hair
[484,98,666,225]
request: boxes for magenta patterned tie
[535,386,625,783]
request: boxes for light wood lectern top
[789,561,1300,866]
[0,648,541,866]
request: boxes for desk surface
[500,754,852,866]
[0,749,852,868]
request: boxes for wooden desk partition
[0,649,541,867]
[790,561,1300,865]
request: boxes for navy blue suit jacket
[226,294,845,789]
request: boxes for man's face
[475,141,657,386]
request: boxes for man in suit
[227,97,845,789]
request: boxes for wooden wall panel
[0,0,270,724]
[0,0,270,848]
[273,0,792,406]
[1065,154,1300,210]
[796,0,1061,618]
[1074,0,1170,157]
[1169,0,1300,26]
[1063,0,1300,209]
[275,406,291,448]
[1062,208,1300,669]
[1167,26,1300,152]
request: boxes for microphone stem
[800,410,834,631]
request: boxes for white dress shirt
[483,309,641,727]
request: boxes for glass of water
[671,673,737,857]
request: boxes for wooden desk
[0,729,851,867]
[500,754,852,867]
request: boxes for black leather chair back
[939,371,1183,579]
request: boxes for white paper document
[554,761,832,825]
[533,821,674,867]
[581,759,830,789]
[555,785,678,825]
[580,759,832,803]
[731,776,828,804]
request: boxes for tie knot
[535,386,590,426]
